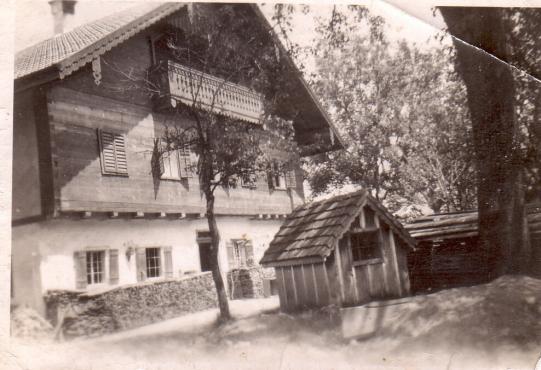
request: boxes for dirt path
[5,276,541,370]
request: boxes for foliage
[149,4,300,321]
[304,8,476,212]
[439,7,540,275]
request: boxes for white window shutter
[74,251,87,289]
[135,247,147,282]
[244,240,254,266]
[109,249,119,285]
[163,246,173,278]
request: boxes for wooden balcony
[151,60,264,124]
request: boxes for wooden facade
[261,190,416,312]
[405,203,541,292]
[11,3,344,313]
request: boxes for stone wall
[227,267,274,299]
[44,272,217,338]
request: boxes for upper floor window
[157,140,194,180]
[98,129,128,176]
[240,173,258,189]
[268,162,296,190]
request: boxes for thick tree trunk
[205,191,232,322]
[440,8,529,278]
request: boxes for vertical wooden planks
[282,267,296,310]
[314,262,330,306]
[368,263,386,299]
[334,243,346,304]
[379,223,401,297]
[310,264,320,306]
[395,239,412,295]
[276,267,288,311]
[338,236,356,306]
[354,265,370,303]
[302,264,317,307]
[293,265,307,308]
[388,230,404,297]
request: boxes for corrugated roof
[260,190,416,266]
[15,2,184,79]
[405,203,541,241]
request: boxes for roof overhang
[249,4,344,156]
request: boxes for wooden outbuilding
[260,190,417,312]
[405,203,541,292]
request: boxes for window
[267,162,297,190]
[74,249,118,289]
[227,239,254,269]
[156,140,193,180]
[240,173,257,189]
[178,147,193,178]
[135,247,172,281]
[161,149,181,180]
[268,162,286,190]
[146,247,161,278]
[86,251,105,285]
[350,230,382,263]
[98,129,128,175]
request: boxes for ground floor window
[227,239,254,269]
[86,250,105,285]
[146,247,161,278]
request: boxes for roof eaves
[57,3,185,80]
[248,4,345,151]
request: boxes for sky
[14,0,449,53]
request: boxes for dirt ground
[4,275,541,370]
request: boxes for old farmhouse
[12,2,342,321]
[260,190,416,312]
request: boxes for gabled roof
[260,189,416,267]
[15,3,184,80]
[405,203,541,242]
[14,2,344,154]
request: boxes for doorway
[197,231,213,272]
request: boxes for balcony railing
[154,60,264,124]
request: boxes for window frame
[86,250,106,286]
[268,162,286,190]
[240,173,258,189]
[145,247,162,279]
[160,148,182,181]
[350,229,383,266]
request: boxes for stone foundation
[44,272,217,338]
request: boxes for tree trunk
[205,191,232,322]
[440,8,528,278]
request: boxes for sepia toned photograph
[3,1,541,369]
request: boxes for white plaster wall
[12,216,282,312]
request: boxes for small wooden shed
[260,190,416,312]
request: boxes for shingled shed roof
[260,190,416,267]
[15,3,184,80]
